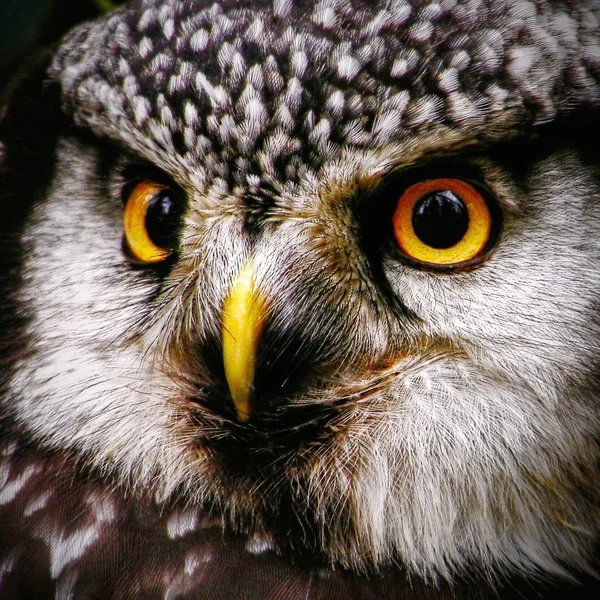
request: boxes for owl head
[1,0,599,582]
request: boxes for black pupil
[412,191,469,249]
[145,191,181,248]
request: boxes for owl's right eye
[123,181,184,264]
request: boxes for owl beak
[221,262,268,422]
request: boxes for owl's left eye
[123,181,184,263]
[392,178,498,268]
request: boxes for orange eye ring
[392,178,493,267]
[123,182,174,263]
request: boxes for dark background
[0,0,126,86]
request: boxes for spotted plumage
[1,0,599,598]
[52,0,599,187]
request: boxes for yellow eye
[123,181,183,263]
[392,178,494,267]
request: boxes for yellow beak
[221,262,268,422]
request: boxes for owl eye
[392,178,496,268]
[123,181,184,263]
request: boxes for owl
[0,0,599,598]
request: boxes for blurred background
[0,0,126,86]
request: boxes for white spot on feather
[163,18,175,40]
[0,461,10,488]
[184,549,212,575]
[0,554,15,583]
[245,533,275,555]
[138,36,153,59]
[190,28,209,52]
[183,101,199,126]
[24,490,53,516]
[46,525,103,579]
[408,21,434,43]
[0,465,37,506]
[273,0,292,18]
[40,493,115,579]
[137,8,157,32]
[437,68,460,93]
[313,6,338,30]
[291,51,309,78]
[372,109,404,142]
[337,55,361,80]
[133,96,152,125]
[327,90,345,116]
[508,46,539,80]
[194,72,230,108]
[167,509,199,539]
[55,568,78,600]
[1,442,17,457]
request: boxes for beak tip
[230,388,252,422]
[237,409,251,423]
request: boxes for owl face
[2,0,600,582]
